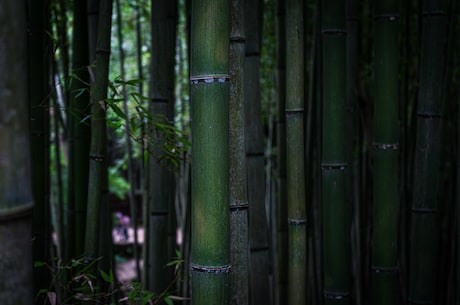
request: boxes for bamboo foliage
[321,0,351,303]
[190,0,231,304]
[372,0,400,304]
[285,0,307,304]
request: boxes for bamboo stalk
[285,0,307,304]
[408,0,448,303]
[371,1,401,304]
[67,0,90,260]
[84,0,113,261]
[190,0,231,303]
[0,2,34,303]
[321,0,351,303]
[229,0,249,303]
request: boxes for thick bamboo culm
[372,0,400,304]
[285,0,307,304]
[190,0,231,304]
[321,0,351,303]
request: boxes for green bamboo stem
[190,0,231,304]
[67,0,91,260]
[408,0,448,303]
[346,0,362,303]
[146,0,177,294]
[457,80,460,305]
[0,2,34,303]
[244,1,271,303]
[274,0,288,304]
[229,0,249,303]
[28,0,52,298]
[372,1,400,304]
[84,0,113,261]
[285,0,307,304]
[87,0,99,63]
[321,0,351,303]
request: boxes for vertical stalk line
[457,59,460,305]
[285,0,307,304]
[84,0,113,261]
[457,7,460,300]
[56,0,70,109]
[244,0,271,303]
[274,0,288,304]
[52,69,66,260]
[321,0,351,304]
[146,0,177,294]
[346,0,362,303]
[372,1,400,305]
[115,0,141,280]
[310,1,324,303]
[408,0,448,303]
[67,0,91,260]
[229,0,249,304]
[28,0,52,298]
[399,0,418,300]
[0,2,34,303]
[190,0,231,304]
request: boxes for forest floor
[113,226,144,283]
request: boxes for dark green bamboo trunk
[67,0,91,260]
[0,2,34,303]
[321,0,350,304]
[244,1,271,304]
[87,0,99,63]
[408,0,448,304]
[229,0,249,303]
[285,0,307,304]
[190,0,231,304]
[457,76,460,305]
[84,0,113,261]
[146,0,177,294]
[28,0,51,299]
[372,1,400,304]
[346,0,362,303]
[274,0,288,304]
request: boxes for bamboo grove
[4,0,460,305]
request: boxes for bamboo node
[89,154,104,162]
[191,264,232,274]
[371,265,398,273]
[374,143,399,150]
[374,13,400,21]
[288,218,307,225]
[95,48,111,55]
[230,36,246,43]
[0,201,34,222]
[230,203,248,211]
[321,29,347,36]
[190,75,230,85]
[321,163,347,170]
[323,290,350,300]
